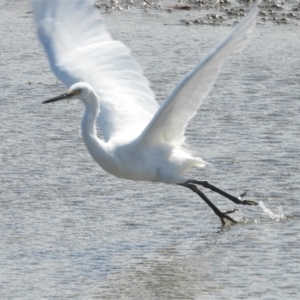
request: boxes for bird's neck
[82,101,99,138]
[81,97,108,165]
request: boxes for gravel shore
[95,0,300,26]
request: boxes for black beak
[43,93,73,104]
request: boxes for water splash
[259,201,286,221]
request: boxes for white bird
[33,0,260,225]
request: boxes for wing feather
[136,2,260,147]
[32,0,159,141]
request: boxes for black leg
[186,180,258,206]
[178,182,237,226]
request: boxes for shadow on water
[95,204,298,299]
[96,237,229,299]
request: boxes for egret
[33,0,260,225]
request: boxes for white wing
[32,0,159,141]
[136,3,260,148]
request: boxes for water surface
[1,1,300,299]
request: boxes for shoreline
[95,0,300,26]
[1,0,300,26]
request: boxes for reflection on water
[1,1,300,299]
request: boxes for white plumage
[34,0,260,225]
[33,0,158,142]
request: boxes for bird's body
[34,0,261,225]
[66,82,204,184]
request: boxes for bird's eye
[72,89,81,95]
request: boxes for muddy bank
[95,0,300,26]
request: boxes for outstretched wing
[32,0,159,141]
[136,2,260,148]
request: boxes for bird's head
[43,82,96,105]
